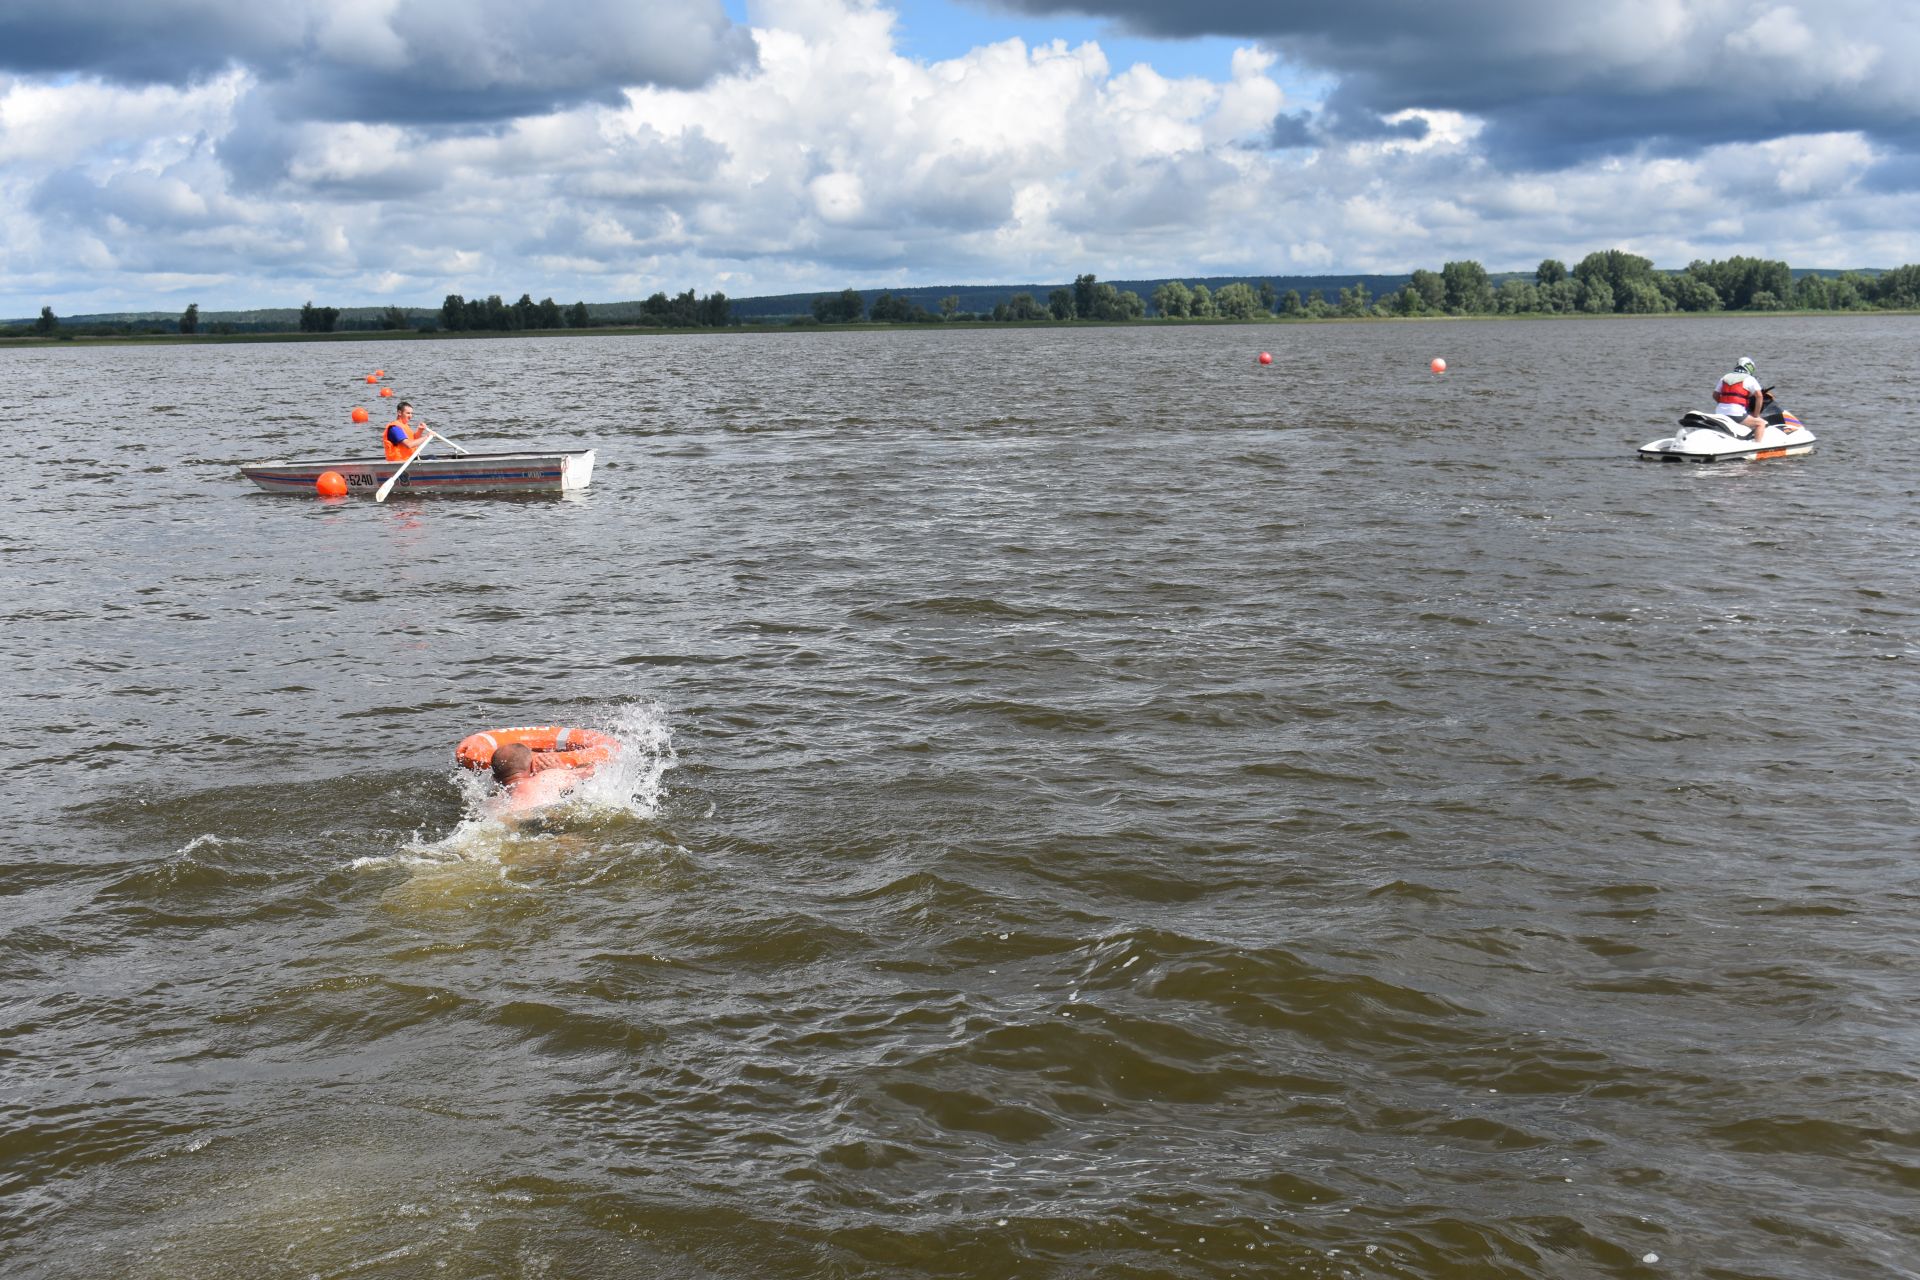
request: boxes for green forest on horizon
[7,249,1919,339]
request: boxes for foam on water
[567,699,679,816]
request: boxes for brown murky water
[3,317,1916,1278]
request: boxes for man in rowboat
[383,401,429,460]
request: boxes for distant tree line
[11,254,1920,339]
[806,274,1151,325]
[299,300,341,332]
[439,293,584,332]
[636,289,732,327]
[1226,252,1920,320]
[0,304,205,339]
[809,288,868,323]
[0,289,734,339]
[1356,252,1917,317]
[798,254,1920,326]
[435,289,729,331]
[1149,279,1274,319]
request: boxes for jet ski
[1638,389,1816,463]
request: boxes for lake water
[2,317,1917,1279]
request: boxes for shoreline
[3,307,1914,349]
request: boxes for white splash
[379,701,681,867]
[567,700,679,818]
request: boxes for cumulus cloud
[976,0,1920,163]
[1,0,1918,316]
[0,0,756,123]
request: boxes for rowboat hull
[239,449,595,495]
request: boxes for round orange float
[454,725,620,773]
[351,406,369,423]
[316,471,349,498]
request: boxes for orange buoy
[351,406,369,423]
[374,369,385,378]
[1257,351,1272,365]
[379,387,394,397]
[1430,357,1447,374]
[454,726,621,773]
[366,374,378,383]
[316,471,349,498]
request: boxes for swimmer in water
[486,742,588,818]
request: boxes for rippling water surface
[3,317,1918,1279]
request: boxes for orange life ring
[454,725,620,773]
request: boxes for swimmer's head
[491,742,535,784]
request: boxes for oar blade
[374,455,414,502]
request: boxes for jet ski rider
[1712,357,1767,437]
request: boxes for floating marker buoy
[366,374,378,383]
[351,406,369,423]
[379,387,394,397]
[374,369,384,378]
[316,471,349,498]
[1257,351,1272,365]
[1430,357,1447,374]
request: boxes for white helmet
[1736,357,1756,376]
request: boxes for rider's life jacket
[1714,374,1759,416]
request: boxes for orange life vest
[383,420,424,461]
[1715,374,1759,415]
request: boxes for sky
[1,0,1916,316]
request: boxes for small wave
[99,840,277,900]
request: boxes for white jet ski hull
[1638,411,1816,463]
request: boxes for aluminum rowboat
[239,449,596,495]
